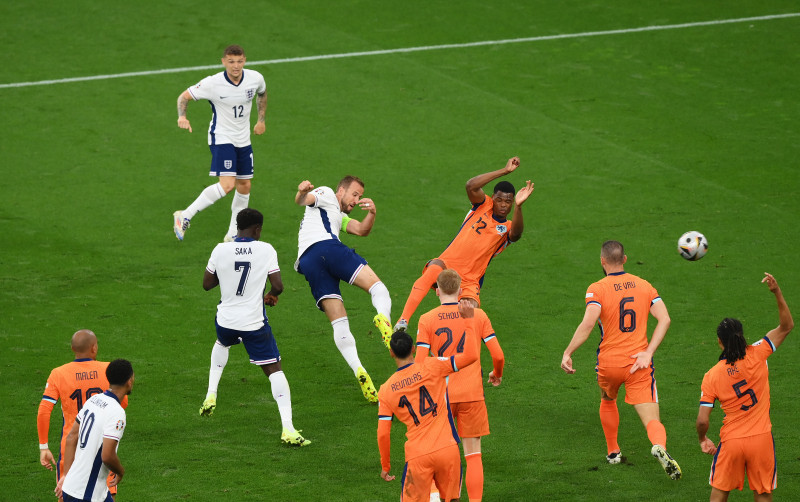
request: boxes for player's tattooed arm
[177,90,192,132]
[254,91,267,135]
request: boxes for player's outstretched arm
[465,157,520,204]
[763,273,794,349]
[345,198,376,236]
[508,180,534,242]
[561,304,600,373]
[177,90,193,133]
[696,406,717,455]
[295,181,315,206]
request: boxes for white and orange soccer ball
[678,231,708,261]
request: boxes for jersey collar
[103,389,121,404]
[73,358,93,362]
[224,70,245,87]
[234,237,255,242]
[396,362,414,372]
[607,271,627,276]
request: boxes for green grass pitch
[1,2,798,500]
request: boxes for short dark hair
[237,208,263,230]
[390,330,414,359]
[337,175,365,192]
[601,240,625,265]
[717,318,748,365]
[223,45,245,57]
[493,181,516,195]
[106,359,134,386]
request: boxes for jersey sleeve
[206,244,221,274]
[751,337,776,360]
[264,243,280,274]
[478,310,504,378]
[377,390,393,472]
[699,371,717,408]
[187,76,213,101]
[585,283,602,309]
[103,409,126,442]
[415,315,433,359]
[257,73,267,95]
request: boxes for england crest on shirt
[495,224,507,235]
[246,88,255,100]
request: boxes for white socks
[268,371,294,431]
[368,281,392,320]
[185,183,226,221]
[227,191,250,238]
[332,317,363,375]
[207,341,230,396]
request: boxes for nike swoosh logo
[219,96,230,99]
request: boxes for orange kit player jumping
[37,329,128,499]
[378,301,479,502]
[415,270,504,502]
[696,273,793,502]
[393,157,534,332]
[561,240,681,479]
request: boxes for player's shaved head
[601,240,625,265]
[390,330,414,359]
[336,175,364,192]
[437,269,461,296]
[71,329,97,355]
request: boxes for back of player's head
[106,359,134,386]
[390,330,414,359]
[71,329,97,353]
[337,175,365,192]
[601,240,625,265]
[223,44,245,57]
[237,208,263,230]
[717,317,747,365]
[436,269,461,295]
[493,180,516,196]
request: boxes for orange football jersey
[416,303,504,403]
[700,338,774,441]
[585,272,661,368]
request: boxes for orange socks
[465,452,484,502]
[599,399,620,454]
[399,263,444,322]
[646,420,667,449]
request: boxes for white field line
[1,12,797,89]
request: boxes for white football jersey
[62,391,126,502]
[295,186,345,269]
[207,239,279,331]
[187,69,266,147]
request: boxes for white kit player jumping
[294,176,393,403]
[56,359,134,502]
[199,208,309,446]
[173,44,267,243]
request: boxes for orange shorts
[429,259,481,305]
[450,400,490,438]
[709,432,776,494]
[596,364,658,405]
[402,444,462,502]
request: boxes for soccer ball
[677,231,708,261]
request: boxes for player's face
[339,182,364,214]
[222,54,247,81]
[492,191,514,218]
